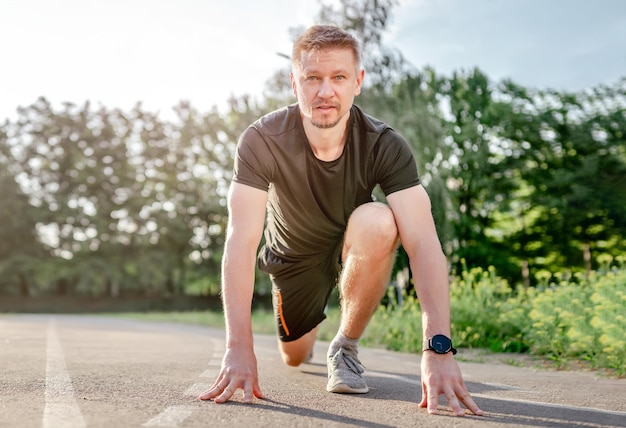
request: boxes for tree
[3,98,237,296]
[433,69,522,278]
[4,98,144,295]
[499,79,626,275]
[0,127,46,296]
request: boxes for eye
[306,76,319,81]
[334,75,346,81]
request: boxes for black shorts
[257,244,342,342]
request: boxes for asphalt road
[1,314,625,427]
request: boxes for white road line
[202,338,223,377]
[183,383,210,397]
[142,405,196,427]
[367,369,419,386]
[368,369,626,417]
[142,337,224,427]
[471,393,626,418]
[369,369,525,391]
[43,319,86,428]
[207,358,221,367]
[199,369,217,378]
[481,382,530,392]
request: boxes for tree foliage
[0,98,251,296]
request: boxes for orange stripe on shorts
[276,290,290,337]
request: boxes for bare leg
[278,325,319,367]
[326,202,399,394]
[338,202,399,339]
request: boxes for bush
[362,294,423,352]
[521,268,626,374]
[449,264,527,352]
[524,277,595,361]
[367,262,626,376]
[591,270,626,373]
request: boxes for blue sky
[389,0,626,91]
[1,0,625,122]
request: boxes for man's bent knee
[281,352,308,367]
[346,203,399,253]
[278,327,317,367]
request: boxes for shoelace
[332,348,365,374]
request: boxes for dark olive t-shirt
[233,103,420,263]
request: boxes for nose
[317,78,334,98]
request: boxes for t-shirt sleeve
[374,129,421,195]
[232,125,275,192]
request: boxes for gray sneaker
[326,345,369,394]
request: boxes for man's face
[291,48,364,129]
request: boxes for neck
[302,113,350,162]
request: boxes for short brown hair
[292,25,361,68]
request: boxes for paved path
[1,314,625,427]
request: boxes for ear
[290,72,297,98]
[354,69,365,96]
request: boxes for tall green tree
[5,98,144,295]
[498,79,626,275]
[434,69,522,278]
[0,127,46,296]
[2,98,239,297]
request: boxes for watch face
[431,335,451,353]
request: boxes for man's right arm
[199,182,268,404]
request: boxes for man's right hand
[198,347,265,404]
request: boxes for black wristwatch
[423,334,457,355]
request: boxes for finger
[254,386,265,400]
[459,391,485,416]
[200,377,233,403]
[199,374,226,401]
[242,380,255,404]
[427,392,440,415]
[214,385,235,404]
[418,380,428,408]
[444,392,465,417]
[242,380,264,404]
[422,374,441,414]
[198,385,222,401]
[253,380,265,400]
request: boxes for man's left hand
[419,351,485,416]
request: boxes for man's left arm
[387,184,484,417]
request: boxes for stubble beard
[311,118,341,129]
[310,103,343,129]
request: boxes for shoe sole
[326,383,369,394]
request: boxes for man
[199,24,484,417]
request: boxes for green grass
[112,306,343,341]
[113,310,228,327]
